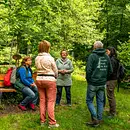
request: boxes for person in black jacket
[106,47,119,117]
[86,41,113,127]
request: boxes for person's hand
[63,70,68,74]
[61,69,68,74]
[30,83,36,87]
[59,70,65,75]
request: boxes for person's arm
[56,59,64,74]
[52,58,58,78]
[86,55,93,82]
[107,56,113,79]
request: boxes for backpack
[117,62,125,81]
[10,66,17,84]
[4,67,13,86]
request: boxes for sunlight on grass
[0,74,130,130]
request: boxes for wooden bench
[0,73,37,104]
[0,72,37,93]
[0,74,16,104]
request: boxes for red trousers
[36,80,57,125]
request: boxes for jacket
[108,56,119,80]
[14,66,33,90]
[86,48,113,86]
[35,52,58,81]
[56,58,73,86]
[18,66,34,87]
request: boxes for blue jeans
[20,86,38,106]
[56,86,71,104]
[86,84,105,120]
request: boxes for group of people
[86,41,119,127]
[13,40,119,128]
[14,40,73,128]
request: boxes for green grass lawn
[0,74,130,130]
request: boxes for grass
[0,74,130,130]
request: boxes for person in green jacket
[56,50,74,106]
[86,41,113,127]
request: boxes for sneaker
[41,122,46,127]
[48,123,59,128]
[18,104,27,111]
[29,103,36,111]
[55,103,60,106]
[67,104,72,107]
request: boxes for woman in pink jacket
[35,40,59,128]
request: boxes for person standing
[35,40,59,128]
[106,47,119,117]
[15,56,38,111]
[86,41,113,127]
[56,50,74,106]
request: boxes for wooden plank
[0,73,36,88]
[0,81,4,87]
[0,88,16,92]
[0,74,5,80]
[0,74,36,81]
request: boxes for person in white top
[35,40,59,128]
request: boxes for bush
[2,91,23,105]
[117,41,130,77]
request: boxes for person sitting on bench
[14,56,38,111]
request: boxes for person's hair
[38,40,51,53]
[106,47,117,57]
[21,56,31,66]
[60,49,68,55]
[93,41,103,49]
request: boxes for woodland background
[0,0,130,72]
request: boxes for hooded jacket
[86,48,113,86]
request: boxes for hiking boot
[18,104,27,111]
[29,103,36,111]
[107,114,116,119]
[48,123,59,128]
[107,112,116,119]
[98,120,104,124]
[86,119,99,127]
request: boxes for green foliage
[0,47,15,65]
[117,41,130,67]
[0,0,130,62]
[2,91,23,105]
[99,0,130,47]
[0,0,105,58]
[117,41,130,77]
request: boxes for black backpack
[117,62,125,81]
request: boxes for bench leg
[0,92,2,105]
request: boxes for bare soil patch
[0,104,39,117]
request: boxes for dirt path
[0,104,39,117]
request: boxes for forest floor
[0,104,39,117]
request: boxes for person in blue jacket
[16,56,38,111]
